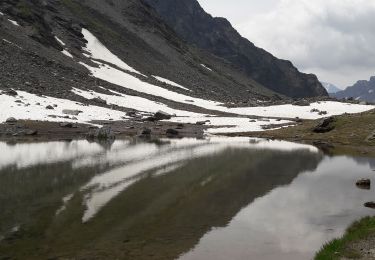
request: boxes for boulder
[87,126,115,140]
[145,111,172,122]
[154,111,172,120]
[62,109,82,116]
[5,117,17,124]
[46,105,54,110]
[313,117,335,133]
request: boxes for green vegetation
[233,109,375,157]
[315,217,375,259]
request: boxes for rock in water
[313,117,335,133]
[356,179,371,190]
[87,126,115,140]
[5,117,17,124]
[364,202,375,209]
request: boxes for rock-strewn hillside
[0,0,283,106]
[144,0,327,98]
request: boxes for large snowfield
[0,28,373,134]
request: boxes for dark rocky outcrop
[144,0,327,98]
[313,117,335,133]
[333,76,375,103]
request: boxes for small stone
[364,202,375,209]
[5,117,17,124]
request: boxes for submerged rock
[364,202,375,209]
[5,117,17,124]
[356,179,371,190]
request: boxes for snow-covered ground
[0,28,373,135]
[0,90,127,124]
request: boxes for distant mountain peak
[333,76,375,103]
[321,82,341,94]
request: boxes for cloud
[233,0,375,87]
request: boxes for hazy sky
[198,0,375,89]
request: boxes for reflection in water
[0,137,373,260]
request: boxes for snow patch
[8,19,19,26]
[201,64,213,71]
[54,36,65,46]
[0,90,126,124]
[153,76,191,91]
[81,28,141,75]
[71,88,198,117]
[62,49,73,58]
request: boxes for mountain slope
[144,0,328,98]
[0,0,283,107]
[334,77,375,103]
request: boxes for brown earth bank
[0,119,207,142]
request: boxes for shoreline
[1,111,374,259]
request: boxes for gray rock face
[333,76,375,103]
[144,0,327,98]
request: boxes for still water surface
[0,137,374,259]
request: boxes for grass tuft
[315,217,375,259]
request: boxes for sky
[198,0,375,89]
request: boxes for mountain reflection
[0,138,324,259]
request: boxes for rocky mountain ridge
[333,76,375,103]
[144,0,327,98]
